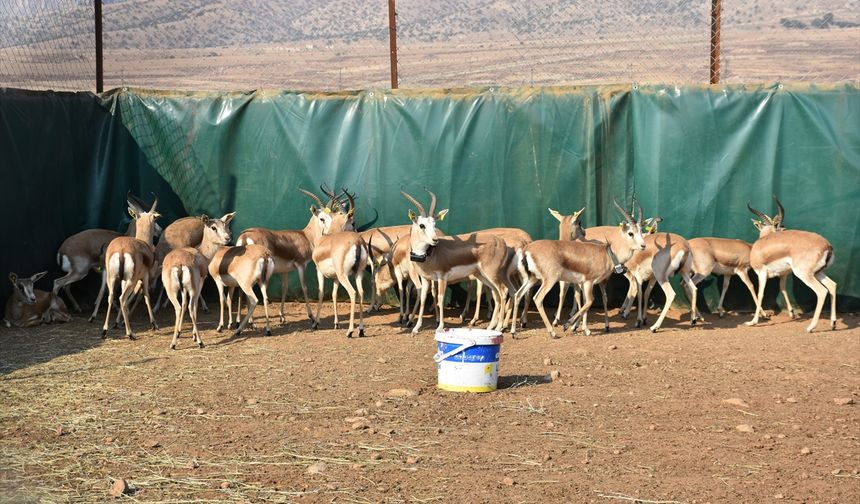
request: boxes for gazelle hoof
[265,329,272,336]
[151,323,158,331]
[551,318,560,327]
[650,328,656,333]
[279,316,286,323]
[231,322,239,330]
[604,326,610,333]
[831,321,836,330]
[170,344,176,351]
[634,320,641,328]
[233,329,242,337]
[744,320,757,326]
[198,342,204,348]
[128,333,136,340]
[691,319,697,326]
[346,331,353,338]
[359,329,365,338]
[334,323,340,330]
[550,332,560,339]
[101,329,107,339]
[88,316,95,323]
[718,311,725,318]
[202,307,209,314]
[583,329,592,336]
[311,321,318,330]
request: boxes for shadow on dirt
[498,374,553,389]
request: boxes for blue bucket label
[437,342,500,363]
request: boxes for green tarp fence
[1,84,858,312]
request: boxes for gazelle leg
[190,288,203,348]
[649,273,677,333]
[356,269,366,337]
[815,273,837,330]
[279,274,288,323]
[436,279,448,331]
[600,283,610,332]
[716,274,731,317]
[621,273,638,319]
[297,266,313,321]
[564,280,595,336]
[234,285,257,336]
[118,280,135,339]
[682,272,698,325]
[553,282,567,326]
[794,270,828,333]
[168,285,184,350]
[142,277,158,331]
[226,287,235,329]
[746,269,768,326]
[510,276,537,335]
[735,268,758,315]
[337,275,356,338]
[532,279,559,339]
[260,281,272,336]
[331,281,340,330]
[90,269,108,323]
[412,277,430,334]
[779,273,796,319]
[470,280,482,325]
[313,269,324,330]
[101,268,116,337]
[214,279,226,332]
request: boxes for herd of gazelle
[4,190,838,344]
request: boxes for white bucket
[434,328,503,393]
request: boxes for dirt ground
[0,300,858,504]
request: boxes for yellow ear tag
[128,208,136,218]
[644,226,653,233]
[323,207,331,214]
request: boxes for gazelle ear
[408,209,417,222]
[436,209,449,221]
[309,205,318,215]
[31,271,47,282]
[548,208,564,222]
[201,214,210,224]
[128,207,138,219]
[9,272,17,284]
[573,207,585,220]
[152,212,162,220]
[751,219,762,230]
[221,212,236,224]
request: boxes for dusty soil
[1,301,858,503]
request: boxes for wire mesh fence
[0,1,857,92]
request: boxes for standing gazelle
[400,189,511,334]
[102,193,161,340]
[511,201,646,338]
[687,237,758,318]
[745,197,836,332]
[162,213,235,349]
[299,188,369,338]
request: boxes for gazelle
[4,272,70,328]
[236,187,355,326]
[511,201,645,338]
[547,207,585,326]
[400,189,510,334]
[102,193,161,340]
[53,194,162,320]
[620,228,698,333]
[687,237,758,318]
[208,243,274,337]
[162,213,234,349]
[745,197,836,332]
[299,188,368,338]
[360,224,412,311]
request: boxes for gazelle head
[300,187,356,236]
[614,198,647,251]
[8,271,46,305]
[747,195,785,237]
[127,192,161,243]
[201,212,235,246]
[127,193,164,238]
[401,188,448,256]
[548,207,585,241]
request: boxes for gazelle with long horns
[236,186,355,326]
[400,189,511,334]
[102,193,161,340]
[299,188,369,338]
[745,196,836,332]
[511,201,646,338]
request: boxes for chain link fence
[0,1,857,91]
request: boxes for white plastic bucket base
[434,328,503,393]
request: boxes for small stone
[344,416,367,423]
[792,424,801,431]
[109,479,128,497]
[406,456,420,464]
[377,357,388,364]
[549,370,561,381]
[543,357,553,366]
[736,424,755,433]
[777,434,786,439]
[786,397,797,403]
[354,408,368,416]
[834,398,855,405]
[55,426,66,437]
[609,345,618,351]
[246,398,258,405]
[612,449,621,455]
[152,408,165,416]
[457,413,468,420]
[502,476,515,486]
[763,434,772,440]
[774,494,784,500]
[196,408,205,415]
[543,454,552,462]
[648,425,656,431]
[188,459,200,469]
[386,388,417,398]
[220,481,231,490]
[325,482,339,490]
[831,469,842,475]
[800,447,811,455]
[370,452,383,461]
[306,462,326,474]
[375,400,384,408]
[351,463,364,470]
[352,421,369,431]
[721,398,750,408]
[434,427,443,434]
[103,436,115,445]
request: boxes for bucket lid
[435,327,503,346]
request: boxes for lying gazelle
[300,188,368,338]
[511,201,645,338]
[746,197,836,332]
[162,213,234,349]
[53,193,162,321]
[4,272,70,328]
[687,237,758,318]
[400,189,511,334]
[237,186,355,326]
[102,193,161,340]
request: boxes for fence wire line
[0,1,857,91]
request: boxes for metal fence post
[95,0,103,92]
[709,0,721,84]
[388,0,398,89]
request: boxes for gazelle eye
[419,224,425,230]
[628,232,634,237]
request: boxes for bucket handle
[433,339,476,363]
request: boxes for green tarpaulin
[1,84,857,311]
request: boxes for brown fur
[5,274,70,328]
[208,244,274,336]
